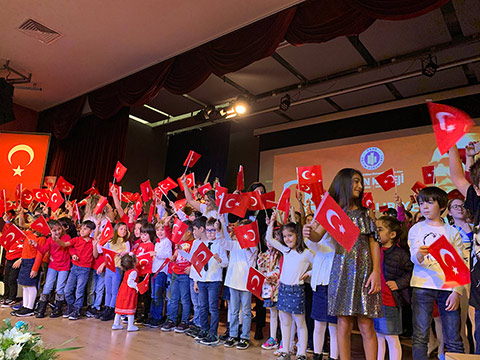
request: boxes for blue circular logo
[360,147,384,170]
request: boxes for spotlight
[421,55,438,78]
[233,95,249,115]
[279,94,291,111]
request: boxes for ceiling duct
[17,19,62,44]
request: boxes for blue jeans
[65,265,90,309]
[92,272,105,310]
[150,272,167,320]
[198,281,221,336]
[42,268,69,297]
[229,288,252,340]
[104,268,122,308]
[167,273,191,324]
[190,278,201,327]
[412,287,464,359]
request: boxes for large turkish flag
[0,132,50,199]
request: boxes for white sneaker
[127,326,139,332]
[112,324,123,330]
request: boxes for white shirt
[306,233,336,288]
[152,237,172,274]
[266,226,314,286]
[187,239,228,282]
[200,203,220,220]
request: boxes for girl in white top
[266,211,314,360]
[180,174,219,219]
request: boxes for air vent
[18,19,62,44]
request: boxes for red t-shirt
[93,252,105,271]
[69,236,94,268]
[36,235,72,271]
[171,240,193,275]
[135,241,155,257]
[380,248,396,307]
[6,239,24,260]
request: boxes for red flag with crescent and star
[375,168,396,191]
[215,185,228,207]
[178,173,195,191]
[99,221,114,246]
[198,183,213,196]
[94,196,108,215]
[137,274,150,294]
[190,241,213,275]
[422,165,435,185]
[140,179,153,202]
[362,192,375,210]
[411,181,427,195]
[56,176,74,195]
[31,215,50,236]
[277,188,291,213]
[102,247,117,272]
[0,223,26,251]
[246,190,263,211]
[236,165,245,191]
[234,221,260,249]
[218,193,250,218]
[314,192,360,252]
[158,177,178,193]
[428,235,470,288]
[261,191,276,209]
[46,187,64,212]
[21,189,34,206]
[0,133,50,199]
[246,267,265,299]
[33,189,50,203]
[171,218,189,244]
[137,253,153,276]
[113,161,127,182]
[183,150,201,168]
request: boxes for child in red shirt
[1,230,23,307]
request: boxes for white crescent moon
[225,199,235,208]
[326,209,341,231]
[64,186,72,193]
[386,174,395,182]
[366,199,372,206]
[115,167,120,175]
[439,248,456,267]
[436,112,456,132]
[302,170,311,180]
[172,224,179,233]
[246,229,256,242]
[250,196,258,207]
[187,178,192,186]
[24,194,32,201]
[197,251,207,263]
[105,253,113,265]
[8,145,34,165]
[302,185,310,192]
[139,259,149,265]
[161,183,169,190]
[6,233,15,242]
[251,274,260,289]
[51,193,58,202]
[103,228,111,238]
[34,192,41,200]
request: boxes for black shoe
[147,318,161,328]
[296,356,307,360]
[100,307,114,321]
[63,304,74,318]
[134,314,146,325]
[95,307,105,319]
[313,354,322,360]
[224,337,238,348]
[15,307,35,317]
[185,325,201,338]
[194,330,208,341]
[35,300,48,318]
[236,339,249,350]
[50,300,64,318]
[161,320,176,332]
[86,307,98,318]
[175,321,189,333]
[200,333,219,346]
[69,309,80,320]
[219,323,229,341]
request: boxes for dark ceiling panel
[188,74,240,105]
[147,88,201,116]
[453,0,480,37]
[282,99,337,120]
[330,86,396,110]
[130,105,168,123]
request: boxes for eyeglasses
[451,204,465,210]
[206,229,216,233]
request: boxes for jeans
[3,258,20,301]
[104,268,122,308]
[167,273,191,324]
[412,287,464,359]
[65,265,91,309]
[198,281,221,336]
[42,268,69,296]
[150,272,167,320]
[92,272,105,310]
[190,278,201,327]
[230,288,252,340]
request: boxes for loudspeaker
[0,78,15,125]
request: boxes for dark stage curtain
[41,107,129,199]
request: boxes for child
[98,221,130,321]
[303,168,382,360]
[146,219,172,328]
[112,253,140,332]
[181,174,219,219]
[375,216,413,360]
[259,228,281,350]
[61,220,96,320]
[32,220,72,318]
[191,217,228,345]
[266,214,314,360]
[1,219,23,308]
[409,186,465,358]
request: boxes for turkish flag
[148,203,155,223]
[46,187,64,212]
[422,165,435,185]
[261,191,276,209]
[31,215,50,236]
[113,161,127,182]
[56,176,74,195]
[77,197,88,207]
[43,176,57,191]
[94,196,108,215]
[102,247,117,272]
[362,192,375,210]
[0,223,26,251]
[72,203,81,223]
[157,258,170,274]
[246,191,263,211]
[428,235,470,288]
[314,192,360,252]
[158,177,178,193]
[99,221,114,246]
[134,198,143,220]
[183,150,201,168]
[277,188,291,213]
[190,242,213,275]
[427,102,474,155]
[84,180,100,195]
[109,183,122,198]
[297,165,323,188]
[178,173,195,191]
[140,180,153,202]
[375,168,396,191]
[234,221,260,249]
[379,205,389,213]
[33,189,50,203]
[236,165,245,192]
[137,274,150,294]
[21,189,34,206]
[137,253,153,276]
[174,199,187,212]
[412,181,426,194]
[215,185,228,207]
[246,267,265,299]
[218,193,250,218]
[171,218,189,244]
[0,133,50,199]
[121,191,136,203]
[198,183,213,196]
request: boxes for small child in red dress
[112,253,140,332]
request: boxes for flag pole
[183,153,193,176]
[393,168,398,194]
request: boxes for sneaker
[276,354,291,360]
[14,307,35,317]
[86,308,98,318]
[185,325,201,338]
[219,327,229,341]
[262,337,279,350]
[63,305,74,318]
[194,330,208,341]
[161,320,176,332]
[224,336,238,348]
[134,315,146,325]
[175,321,189,333]
[273,341,284,356]
[306,347,314,354]
[236,339,249,350]
[296,356,308,360]
[145,317,161,328]
[127,325,139,332]
[112,324,123,330]
[200,333,219,346]
[69,309,80,320]
[1,299,15,308]
[12,302,23,311]
[122,315,128,324]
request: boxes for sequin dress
[328,208,383,318]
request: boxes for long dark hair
[328,168,365,210]
[280,222,306,253]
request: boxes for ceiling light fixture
[279,94,291,111]
[421,55,438,78]
[233,95,249,115]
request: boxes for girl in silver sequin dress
[304,168,382,360]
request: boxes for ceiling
[0,0,304,111]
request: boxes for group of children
[1,143,480,360]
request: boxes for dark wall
[0,104,39,132]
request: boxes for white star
[339,225,346,234]
[235,202,240,206]
[244,234,248,239]
[384,180,388,183]
[13,166,24,176]
[452,267,458,275]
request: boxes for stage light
[233,96,249,115]
[279,94,291,111]
[421,55,438,78]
